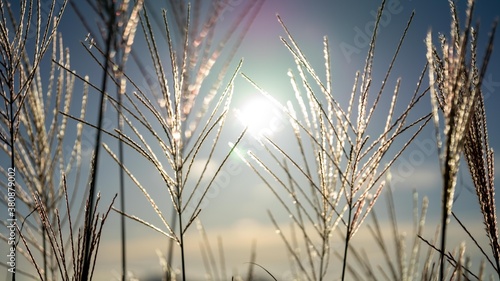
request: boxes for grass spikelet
[426,0,497,279]
[238,1,430,279]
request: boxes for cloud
[92,211,496,280]
[390,164,441,190]
[94,218,288,280]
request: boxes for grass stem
[81,2,116,280]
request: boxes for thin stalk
[42,212,48,281]
[9,76,16,281]
[176,166,186,281]
[118,73,127,281]
[166,211,177,280]
[319,229,327,281]
[81,3,116,280]
[341,205,353,281]
[439,159,452,281]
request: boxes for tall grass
[69,1,145,280]
[0,0,93,279]
[87,1,265,279]
[346,186,430,281]
[21,178,116,281]
[426,0,498,279]
[239,1,431,279]
[1,0,499,280]
[332,0,499,280]
[0,0,142,280]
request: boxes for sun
[235,97,283,138]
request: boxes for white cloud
[90,211,497,280]
[390,164,441,190]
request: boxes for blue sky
[2,0,500,280]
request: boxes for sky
[2,0,500,280]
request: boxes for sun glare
[235,98,283,138]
